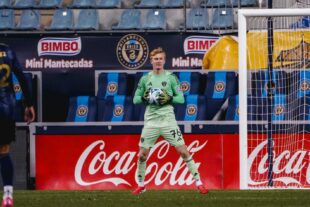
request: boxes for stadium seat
[175,72,201,96]
[0,0,12,8]
[45,8,74,30]
[232,0,257,7]
[251,70,288,97]
[16,10,40,30]
[70,0,96,8]
[291,16,310,29]
[201,0,231,7]
[175,95,207,121]
[134,0,161,8]
[37,0,62,8]
[13,0,36,8]
[142,9,166,30]
[162,0,183,8]
[12,73,33,122]
[186,8,209,30]
[112,9,141,30]
[97,72,128,99]
[211,8,234,29]
[0,9,14,30]
[95,0,121,8]
[75,9,99,30]
[66,96,97,122]
[97,95,133,121]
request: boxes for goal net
[238,9,310,189]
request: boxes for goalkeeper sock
[137,160,146,187]
[184,157,202,186]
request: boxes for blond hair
[150,47,166,60]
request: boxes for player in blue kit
[0,43,35,207]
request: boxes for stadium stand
[37,0,63,8]
[0,0,12,8]
[211,7,234,29]
[0,9,15,30]
[134,0,162,8]
[75,9,99,30]
[97,95,133,121]
[175,95,207,121]
[201,0,231,7]
[97,72,128,99]
[16,10,40,30]
[162,0,184,8]
[232,0,258,7]
[186,7,209,30]
[69,0,96,8]
[12,73,34,122]
[66,96,97,122]
[45,8,74,30]
[112,9,141,30]
[13,0,37,9]
[95,0,122,8]
[175,72,201,96]
[142,9,166,30]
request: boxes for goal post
[238,9,310,189]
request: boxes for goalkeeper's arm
[133,76,149,105]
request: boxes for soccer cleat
[197,185,209,194]
[131,186,146,195]
[2,197,13,207]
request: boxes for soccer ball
[149,88,163,105]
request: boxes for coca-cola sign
[35,134,237,190]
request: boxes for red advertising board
[35,134,239,190]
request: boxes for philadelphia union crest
[116,34,149,69]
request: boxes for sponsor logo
[183,36,218,55]
[74,139,208,186]
[77,105,88,116]
[116,34,149,69]
[38,37,82,56]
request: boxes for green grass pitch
[12,189,310,207]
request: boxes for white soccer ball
[149,88,163,105]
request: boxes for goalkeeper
[132,47,208,195]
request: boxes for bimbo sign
[37,37,82,56]
[183,36,218,55]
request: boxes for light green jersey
[133,71,184,127]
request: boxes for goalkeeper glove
[142,88,150,104]
[158,90,172,105]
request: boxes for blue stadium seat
[14,0,36,8]
[66,96,97,122]
[135,0,161,8]
[251,70,288,97]
[0,0,12,8]
[45,8,74,30]
[289,70,310,98]
[70,0,96,8]
[75,9,99,30]
[175,72,201,96]
[186,8,209,30]
[175,95,207,121]
[0,9,14,30]
[112,9,141,30]
[37,0,62,8]
[203,71,238,120]
[232,0,257,6]
[16,10,40,30]
[96,0,121,8]
[291,16,310,29]
[97,95,133,121]
[142,9,166,30]
[201,0,231,7]
[162,0,183,8]
[97,72,128,99]
[211,8,234,29]
[12,73,33,122]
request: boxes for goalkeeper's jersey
[133,71,184,127]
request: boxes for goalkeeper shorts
[139,125,185,149]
